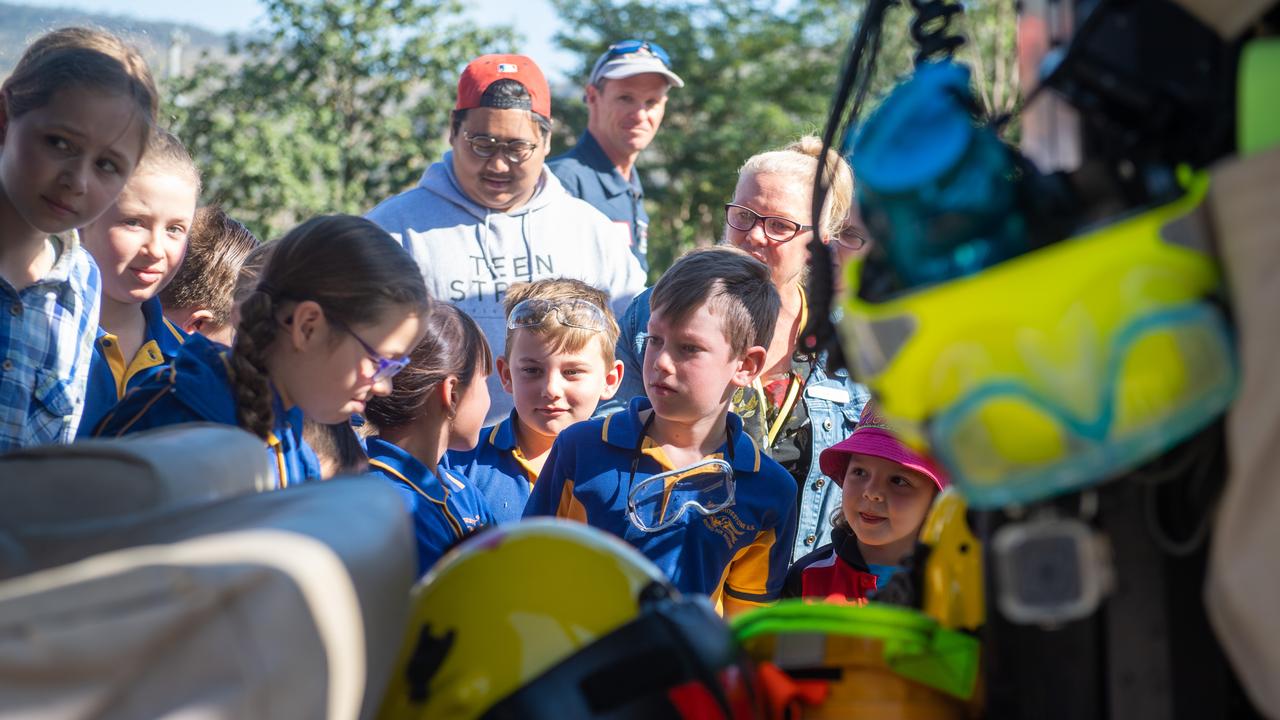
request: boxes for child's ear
[439,375,460,416]
[287,300,325,351]
[182,308,217,335]
[599,359,625,401]
[731,345,768,388]
[495,356,514,394]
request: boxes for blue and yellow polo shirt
[93,333,321,487]
[523,396,798,615]
[443,409,539,524]
[79,297,187,438]
[367,436,497,577]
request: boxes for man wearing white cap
[549,40,684,273]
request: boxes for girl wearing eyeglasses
[95,215,430,488]
[362,302,499,577]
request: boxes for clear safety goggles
[627,459,736,533]
[507,298,609,333]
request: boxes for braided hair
[229,215,430,438]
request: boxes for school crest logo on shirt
[703,509,755,548]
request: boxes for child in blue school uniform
[524,246,798,617]
[362,302,498,576]
[95,214,430,487]
[78,128,199,436]
[445,278,624,522]
[0,28,159,450]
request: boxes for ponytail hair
[364,303,492,433]
[230,215,430,438]
[2,27,157,149]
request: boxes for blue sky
[19,0,580,81]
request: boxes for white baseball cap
[588,39,685,88]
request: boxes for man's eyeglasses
[724,203,814,243]
[331,318,410,384]
[462,131,540,165]
[507,298,610,333]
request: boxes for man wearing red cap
[549,40,684,273]
[368,54,646,424]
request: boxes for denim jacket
[603,288,870,562]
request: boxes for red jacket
[782,524,880,603]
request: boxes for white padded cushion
[0,424,273,579]
[0,477,414,720]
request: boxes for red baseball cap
[455,54,551,118]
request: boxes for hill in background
[2,2,230,79]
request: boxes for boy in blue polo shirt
[446,278,625,522]
[525,247,797,616]
[79,129,199,435]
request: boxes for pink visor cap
[818,400,948,491]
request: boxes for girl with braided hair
[96,214,430,487]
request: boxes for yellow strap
[266,432,288,489]
[756,284,808,448]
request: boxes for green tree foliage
[164,0,512,239]
[550,0,1018,277]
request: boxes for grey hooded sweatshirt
[367,152,647,424]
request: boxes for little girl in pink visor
[783,400,948,602]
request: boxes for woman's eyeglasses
[724,203,814,243]
[835,223,870,250]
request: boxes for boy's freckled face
[499,329,621,441]
[643,305,743,424]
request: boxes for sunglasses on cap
[590,39,673,79]
[507,298,610,333]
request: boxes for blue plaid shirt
[0,232,101,450]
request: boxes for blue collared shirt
[604,287,869,562]
[549,131,650,272]
[93,333,321,487]
[525,396,798,611]
[367,436,497,577]
[80,296,187,438]
[0,232,101,450]
[442,409,538,524]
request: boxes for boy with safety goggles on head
[445,278,624,522]
[524,246,798,617]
